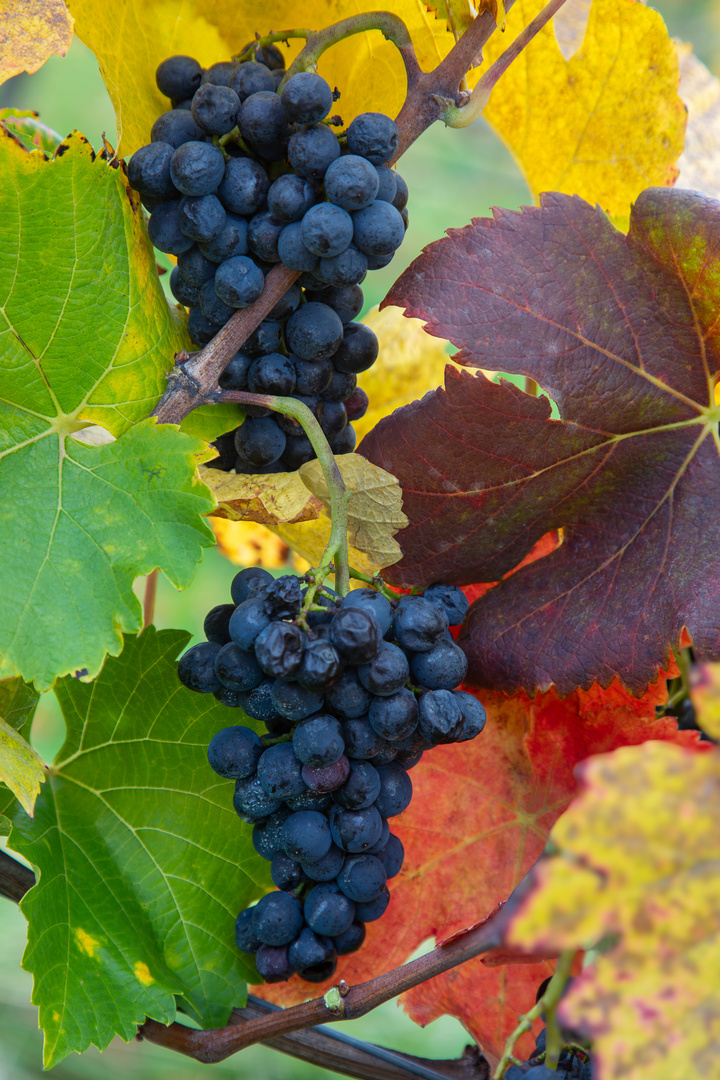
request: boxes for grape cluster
[177,569,485,983]
[128,47,409,474]
[504,1028,593,1078]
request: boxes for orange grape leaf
[255,668,699,1060]
[0,0,73,84]
[508,741,720,1080]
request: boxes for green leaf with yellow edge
[508,741,720,1080]
[0,130,216,689]
[355,305,458,445]
[0,0,74,83]
[3,628,270,1068]
[0,677,39,733]
[67,0,459,156]
[0,108,63,153]
[271,453,407,577]
[201,465,324,526]
[480,0,686,222]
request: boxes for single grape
[267,173,316,223]
[288,124,341,182]
[231,566,273,605]
[368,690,420,745]
[346,112,399,164]
[240,678,286,728]
[218,351,252,391]
[453,691,487,741]
[355,885,390,922]
[374,165,397,202]
[177,245,217,287]
[253,890,304,946]
[353,200,405,257]
[317,401,348,440]
[332,323,379,374]
[393,595,449,652]
[286,303,344,361]
[358,642,409,697]
[271,679,324,722]
[333,920,366,955]
[214,255,265,307]
[297,639,344,692]
[321,370,357,404]
[417,689,464,744]
[304,881,356,937]
[239,91,288,144]
[287,789,333,813]
[198,279,235,326]
[392,172,409,211]
[254,621,306,679]
[257,743,306,800]
[148,201,194,255]
[374,762,413,817]
[306,284,364,324]
[187,304,221,346]
[319,246,368,288]
[325,670,372,719]
[289,927,337,982]
[337,854,387,903]
[302,755,350,793]
[277,221,319,272]
[243,318,283,357]
[263,575,303,619]
[341,589,393,636]
[292,355,334,396]
[201,61,236,87]
[324,154,379,211]
[377,833,404,878]
[247,352,296,396]
[329,804,383,853]
[170,266,198,307]
[267,283,301,320]
[228,596,271,651]
[252,822,278,859]
[422,584,469,626]
[333,760,381,810]
[240,41,286,70]
[233,774,282,821]
[302,203,354,258]
[330,424,357,455]
[151,109,204,148]
[330,606,382,664]
[282,810,333,862]
[255,944,294,983]
[170,140,225,196]
[247,210,284,263]
[293,714,345,768]
[178,193,226,242]
[229,61,276,100]
[341,716,383,759]
[281,71,333,124]
[207,431,239,471]
[156,55,203,100]
[178,641,221,693]
[203,603,235,645]
[234,417,286,468]
[207,725,263,779]
[213,684,244,708]
[218,157,270,216]
[128,142,176,199]
[271,852,305,891]
[191,83,240,134]
[410,639,468,691]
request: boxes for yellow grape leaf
[271,454,407,578]
[355,306,457,444]
[0,718,46,817]
[211,518,290,568]
[509,741,720,1080]
[67,0,458,156]
[199,466,323,526]
[689,662,720,741]
[0,0,74,84]
[480,0,686,221]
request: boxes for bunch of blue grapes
[177,568,485,983]
[127,47,408,474]
[504,1030,593,1079]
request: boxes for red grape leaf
[255,669,702,1059]
[360,188,720,695]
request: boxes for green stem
[281,12,416,88]
[348,566,401,601]
[234,30,314,63]
[493,949,576,1078]
[671,647,692,702]
[215,390,350,597]
[443,0,570,129]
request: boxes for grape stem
[348,565,403,602]
[215,390,351,597]
[234,30,315,63]
[492,949,577,1079]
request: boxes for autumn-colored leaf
[0,0,74,84]
[200,467,323,527]
[509,741,720,1080]
[255,664,697,1060]
[689,662,720,741]
[480,0,685,223]
[676,45,720,203]
[361,188,720,696]
[211,518,290,569]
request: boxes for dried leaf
[509,741,720,1080]
[0,0,73,83]
[200,466,323,527]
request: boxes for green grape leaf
[3,628,271,1068]
[0,129,217,690]
[0,677,39,732]
[0,108,63,153]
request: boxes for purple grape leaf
[359,189,720,696]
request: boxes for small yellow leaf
[355,306,457,444]
[480,0,686,221]
[0,0,74,84]
[199,466,323,527]
[0,716,46,817]
[510,742,720,1080]
[211,518,290,569]
[689,662,720,741]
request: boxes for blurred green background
[0,1,714,1077]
